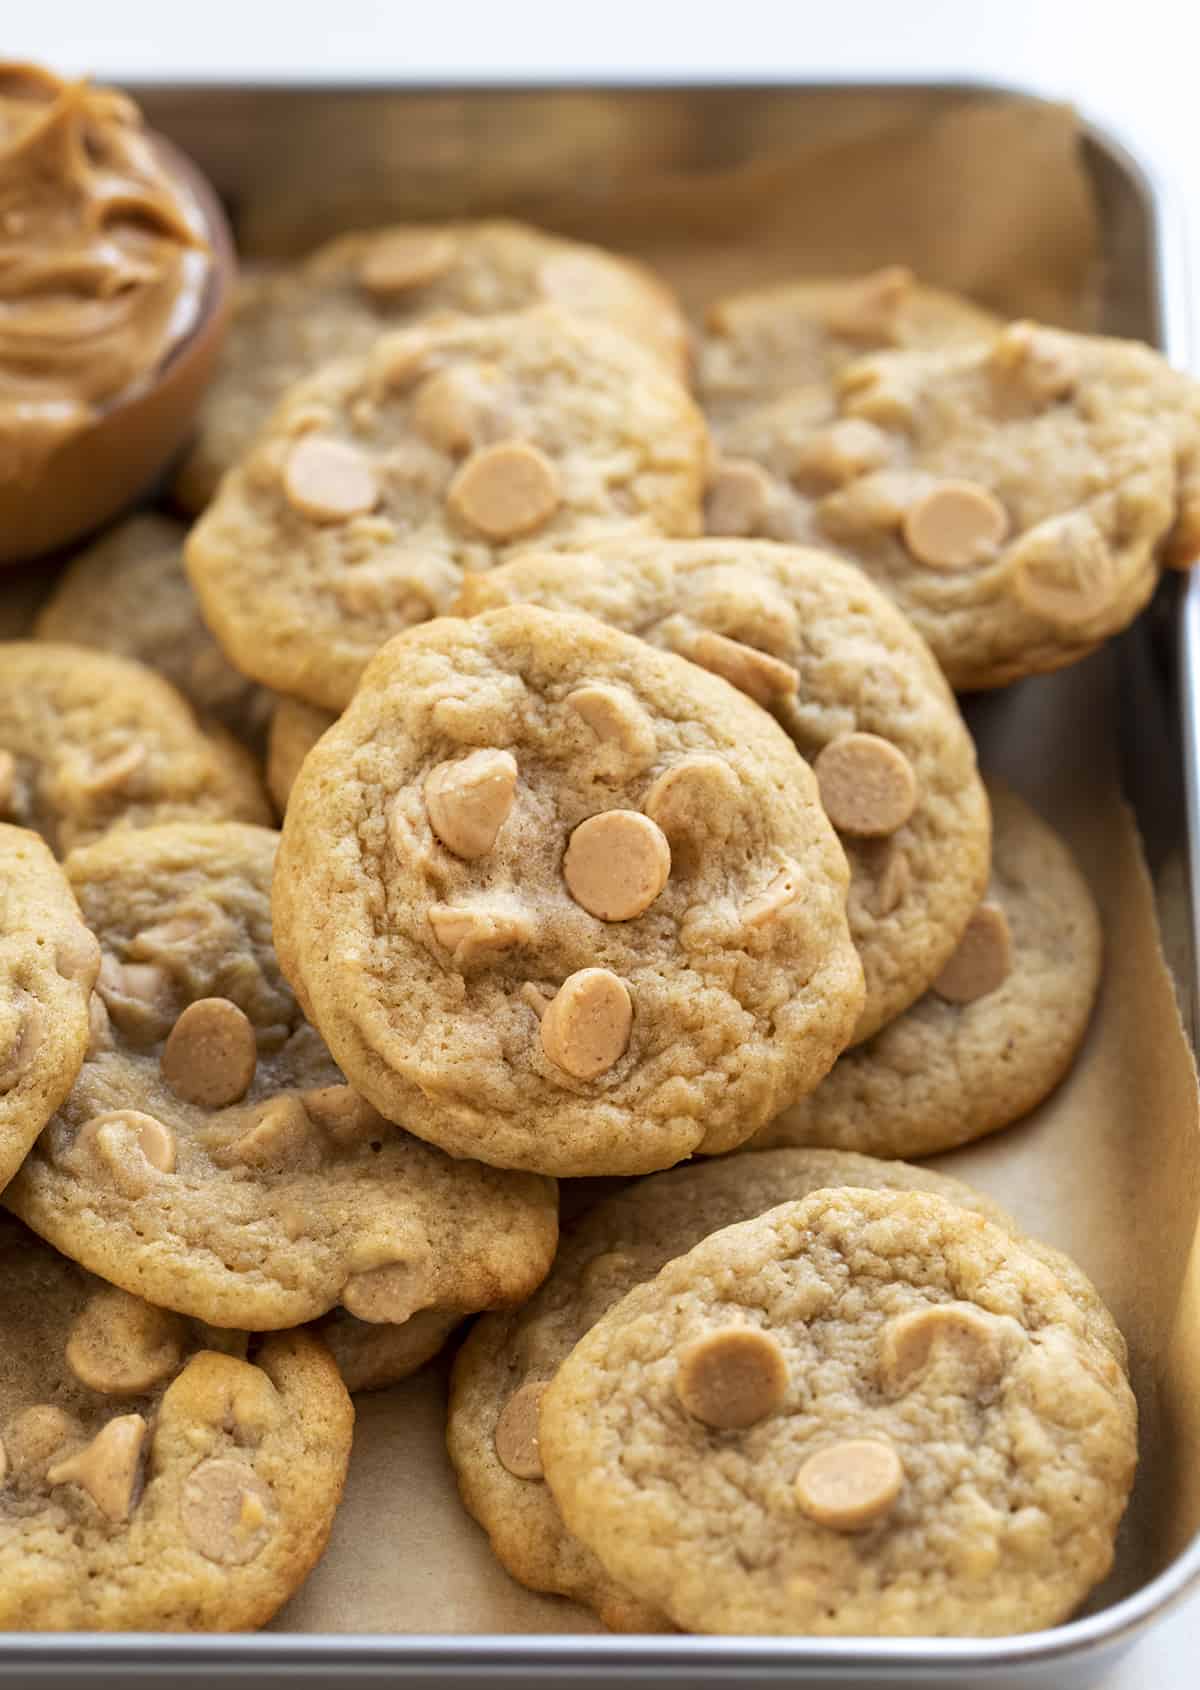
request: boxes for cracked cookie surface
[756,784,1102,1157]
[4,823,557,1334]
[186,304,707,711]
[538,1187,1136,1636]
[0,643,269,856]
[448,1146,1122,1632]
[0,1213,352,1630]
[709,323,1200,687]
[459,537,990,1040]
[174,219,690,511]
[274,605,864,1176]
[0,825,99,1192]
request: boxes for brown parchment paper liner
[240,95,1200,1632]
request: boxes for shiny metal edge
[3,80,1197,1687]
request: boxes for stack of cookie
[5,209,1192,1635]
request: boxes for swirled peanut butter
[0,63,211,483]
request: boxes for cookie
[458,537,990,1040]
[185,304,708,711]
[0,642,270,855]
[699,266,998,431]
[538,1187,1136,1636]
[174,219,691,511]
[266,697,336,815]
[448,1147,1123,1632]
[0,825,100,1193]
[315,1306,463,1395]
[273,606,864,1176]
[709,321,1200,689]
[4,822,558,1336]
[35,514,273,751]
[757,784,1102,1157]
[0,565,52,640]
[0,1214,352,1630]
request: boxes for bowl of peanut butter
[0,63,234,564]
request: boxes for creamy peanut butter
[0,63,211,482]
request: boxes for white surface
[7,1,1200,1681]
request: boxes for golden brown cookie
[273,606,864,1176]
[35,514,273,751]
[0,1214,352,1630]
[457,537,990,1040]
[709,322,1200,689]
[0,643,269,855]
[266,697,336,815]
[4,823,558,1336]
[186,305,708,711]
[448,1147,1123,1632]
[174,219,690,511]
[0,825,99,1193]
[757,784,1102,1157]
[539,1188,1136,1636]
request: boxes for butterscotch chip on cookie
[273,606,864,1176]
[757,784,1102,1158]
[4,823,557,1339]
[538,1188,1136,1636]
[0,825,99,1193]
[174,220,690,511]
[456,539,989,1040]
[34,514,273,752]
[448,1147,1126,1632]
[186,304,707,712]
[711,322,1200,689]
[0,1213,352,1630]
[699,267,998,431]
[0,643,269,855]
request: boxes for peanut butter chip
[563,811,671,921]
[161,998,258,1108]
[283,436,379,522]
[793,418,892,485]
[358,229,458,295]
[742,863,803,928]
[1010,513,1119,626]
[705,459,772,536]
[56,924,101,985]
[826,265,913,341]
[411,364,501,455]
[991,321,1080,402]
[47,1414,147,1522]
[66,1287,187,1395]
[879,1303,1005,1395]
[540,968,632,1080]
[932,901,1013,1003]
[428,900,532,963]
[688,630,798,707]
[302,1084,387,1148]
[342,1258,434,1324]
[97,954,172,1042]
[814,732,918,838]
[870,845,911,918]
[495,1382,549,1480]
[182,1459,276,1565]
[74,743,146,798]
[424,748,517,859]
[902,481,1009,570]
[643,755,740,845]
[447,441,561,540]
[795,1438,904,1531]
[675,1327,789,1429]
[567,685,656,761]
[217,1096,314,1169]
[77,1110,177,1194]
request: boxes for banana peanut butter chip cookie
[458,538,990,1039]
[537,1188,1136,1636]
[698,267,998,432]
[4,823,558,1336]
[710,322,1200,688]
[35,514,273,751]
[185,303,707,711]
[0,643,269,855]
[448,1148,1126,1632]
[273,606,865,1176]
[174,219,690,510]
[266,697,336,814]
[0,1214,352,1630]
[757,784,1102,1158]
[0,826,99,1192]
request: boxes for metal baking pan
[6,80,1198,1689]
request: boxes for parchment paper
[258,94,1200,1634]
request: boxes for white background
[7,2,1200,1682]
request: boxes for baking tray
[5,80,1199,1690]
